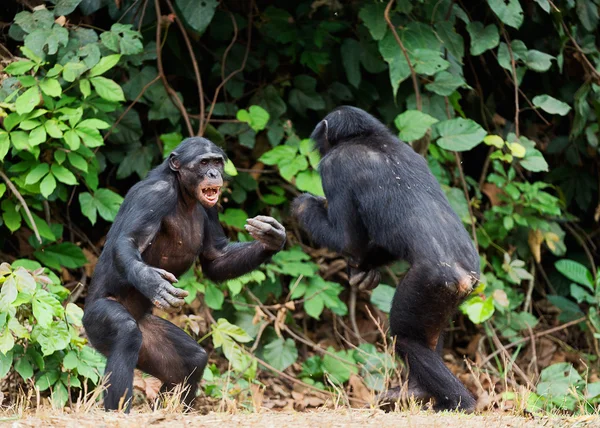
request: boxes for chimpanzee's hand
[349,267,381,291]
[291,193,327,224]
[245,215,286,252]
[147,267,189,312]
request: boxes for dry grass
[2,408,598,428]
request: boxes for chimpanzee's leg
[388,265,476,412]
[83,298,143,412]
[136,315,208,408]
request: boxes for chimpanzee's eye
[214,159,223,166]
[200,159,208,166]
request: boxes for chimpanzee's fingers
[152,296,174,312]
[246,218,272,233]
[161,289,186,310]
[155,268,178,283]
[244,224,263,238]
[164,283,189,298]
[349,270,367,287]
[252,216,285,231]
[359,270,381,291]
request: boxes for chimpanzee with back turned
[292,106,479,412]
[83,137,286,412]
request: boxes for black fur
[292,106,479,412]
[83,137,285,412]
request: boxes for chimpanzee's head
[168,137,227,208]
[310,105,390,156]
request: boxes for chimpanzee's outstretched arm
[111,182,188,311]
[201,209,285,281]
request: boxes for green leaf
[555,259,594,291]
[425,71,467,96]
[461,295,495,324]
[2,200,22,232]
[304,293,325,319]
[435,21,464,63]
[224,159,238,177]
[323,349,358,384]
[378,32,411,97]
[75,127,103,148]
[411,49,449,76]
[532,95,571,116]
[525,50,553,72]
[0,326,14,355]
[175,0,218,34]
[50,164,77,185]
[32,290,63,328]
[236,105,270,132]
[39,79,62,97]
[25,163,50,184]
[77,119,110,130]
[295,170,324,197]
[483,135,505,148]
[487,0,524,29]
[263,338,298,371]
[62,351,78,370]
[204,283,224,310]
[370,284,396,313]
[53,0,83,16]
[15,357,33,381]
[62,62,86,82]
[63,130,81,150]
[89,76,125,102]
[29,125,47,146]
[79,188,123,225]
[212,318,252,344]
[33,242,87,270]
[79,79,91,98]
[394,110,438,142]
[0,350,13,379]
[44,119,63,138]
[88,54,121,77]
[576,0,599,32]
[341,38,361,88]
[36,369,60,391]
[65,302,84,326]
[436,118,487,151]
[359,3,387,40]
[5,60,35,75]
[0,134,9,161]
[279,156,308,182]
[0,275,18,309]
[466,22,499,56]
[67,152,88,172]
[259,145,297,165]
[16,86,40,115]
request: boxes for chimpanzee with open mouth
[83,137,286,412]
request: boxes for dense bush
[1,0,599,413]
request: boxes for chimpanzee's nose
[207,169,218,179]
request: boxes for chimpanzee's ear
[168,152,180,171]
[311,119,329,154]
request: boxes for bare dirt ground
[2,410,599,428]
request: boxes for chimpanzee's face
[188,153,224,207]
[170,149,225,208]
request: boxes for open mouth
[199,186,221,206]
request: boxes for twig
[103,76,160,142]
[348,286,363,343]
[564,223,597,277]
[0,170,42,244]
[523,261,536,313]
[202,0,254,135]
[164,0,205,136]
[502,28,520,138]
[488,323,535,389]
[454,148,478,251]
[479,316,586,367]
[526,324,539,380]
[154,0,194,137]
[384,0,421,111]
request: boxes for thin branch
[0,170,42,244]
[164,0,205,136]
[479,317,586,367]
[103,75,160,142]
[384,0,421,111]
[502,28,520,138]
[154,0,194,137]
[454,151,479,251]
[488,323,536,390]
[202,0,254,134]
[564,223,597,277]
